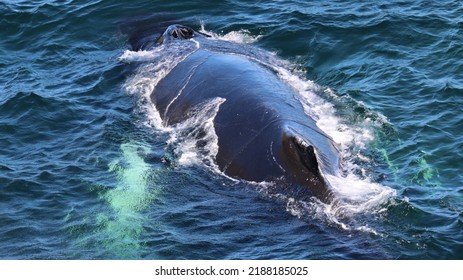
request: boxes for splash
[119,49,163,63]
[199,23,263,44]
[166,97,225,168]
[121,41,199,131]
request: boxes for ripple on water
[1,0,462,259]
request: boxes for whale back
[152,48,339,201]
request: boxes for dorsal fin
[281,130,333,203]
[291,137,320,174]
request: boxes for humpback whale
[137,25,341,202]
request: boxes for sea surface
[1,0,462,259]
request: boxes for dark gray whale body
[147,25,340,202]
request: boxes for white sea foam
[199,23,263,44]
[122,41,199,132]
[119,49,161,63]
[166,97,225,168]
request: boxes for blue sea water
[0,0,462,259]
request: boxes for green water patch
[410,152,441,187]
[96,141,163,259]
[374,133,441,191]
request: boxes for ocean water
[0,0,462,259]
